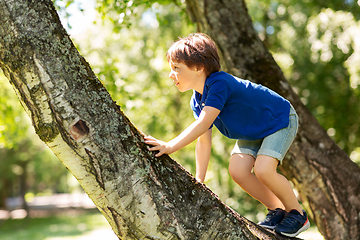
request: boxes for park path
[0,193,96,219]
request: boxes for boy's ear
[196,67,204,75]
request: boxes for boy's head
[166,33,220,77]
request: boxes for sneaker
[275,209,310,237]
[258,208,286,230]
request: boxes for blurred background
[1,0,359,239]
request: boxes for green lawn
[0,210,115,240]
[0,210,324,240]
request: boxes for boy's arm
[195,128,212,183]
[144,106,220,157]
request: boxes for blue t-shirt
[190,71,290,140]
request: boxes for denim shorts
[231,105,298,164]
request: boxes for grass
[0,210,115,240]
[0,209,324,240]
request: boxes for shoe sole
[259,224,277,230]
[277,220,310,237]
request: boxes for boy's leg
[253,156,310,236]
[253,155,303,214]
[229,153,285,210]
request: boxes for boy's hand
[144,135,174,157]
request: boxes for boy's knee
[228,165,247,184]
[228,154,255,184]
[254,155,279,182]
[228,160,251,184]
[253,163,270,182]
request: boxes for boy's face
[169,61,204,93]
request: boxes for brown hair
[166,33,221,77]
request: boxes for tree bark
[185,0,360,239]
[0,0,295,239]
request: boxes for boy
[144,33,310,237]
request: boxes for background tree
[245,0,360,157]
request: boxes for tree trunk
[0,0,296,239]
[185,0,360,239]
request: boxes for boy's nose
[169,71,174,79]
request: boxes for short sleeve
[204,80,232,111]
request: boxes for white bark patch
[21,55,52,124]
[47,134,106,203]
[24,69,41,90]
[33,54,74,127]
[105,181,167,239]
[48,135,91,183]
